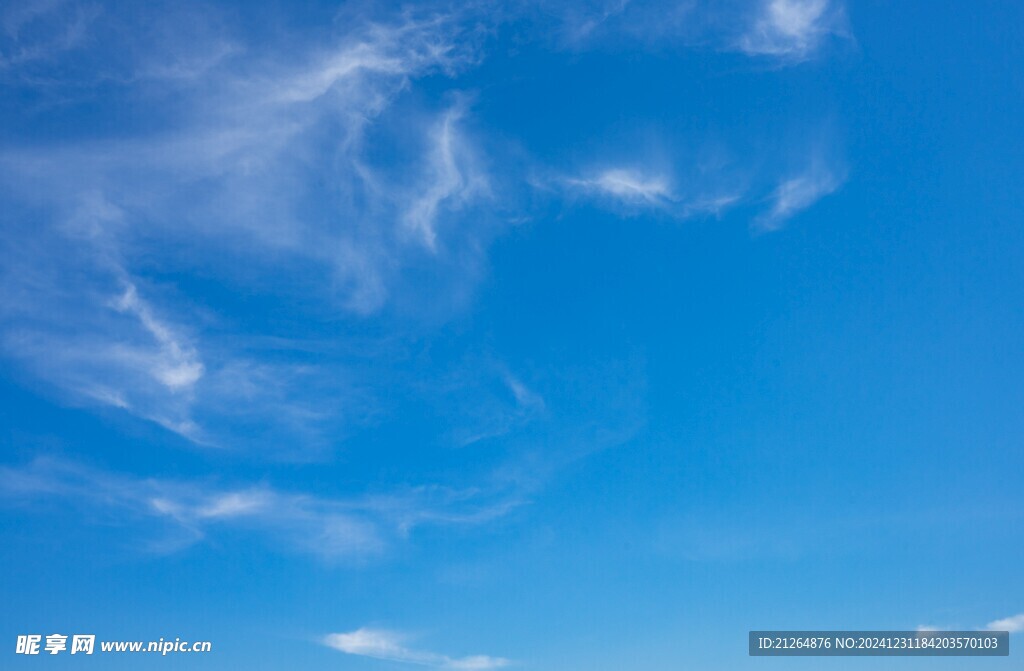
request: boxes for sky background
[1,0,1023,669]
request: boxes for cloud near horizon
[986,614,1024,633]
[323,628,511,669]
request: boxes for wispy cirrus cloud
[403,99,490,251]
[0,234,350,450]
[427,360,547,448]
[0,458,524,559]
[0,0,97,72]
[0,0,848,457]
[323,628,510,669]
[540,0,636,46]
[1,0,241,88]
[570,168,674,205]
[519,0,851,65]
[0,218,213,442]
[0,8,495,447]
[111,284,204,392]
[563,165,741,220]
[755,160,844,231]
[736,0,848,61]
[1,8,489,303]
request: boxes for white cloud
[0,458,523,559]
[756,163,843,230]
[323,628,510,669]
[504,374,545,413]
[277,16,474,104]
[0,9,487,299]
[521,0,850,64]
[195,491,272,519]
[986,613,1024,633]
[403,101,489,251]
[1,292,361,450]
[0,9,495,446]
[571,168,674,205]
[737,0,846,60]
[112,284,204,392]
[0,257,215,443]
[0,1,847,457]
[561,163,745,222]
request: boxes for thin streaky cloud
[0,10,494,448]
[551,0,633,46]
[0,2,849,452]
[0,260,214,444]
[569,168,674,205]
[323,628,511,669]
[428,361,547,448]
[755,163,843,231]
[0,0,97,71]
[504,374,545,412]
[522,0,851,65]
[562,164,745,221]
[736,0,846,61]
[403,100,489,251]
[272,15,476,105]
[112,283,204,392]
[0,458,525,560]
[1,9,487,311]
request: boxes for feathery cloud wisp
[0,10,494,447]
[0,458,524,559]
[737,0,845,61]
[323,628,510,669]
[112,284,204,392]
[756,163,843,230]
[403,101,489,251]
[561,163,746,222]
[570,168,674,205]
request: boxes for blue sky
[1,0,1023,668]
